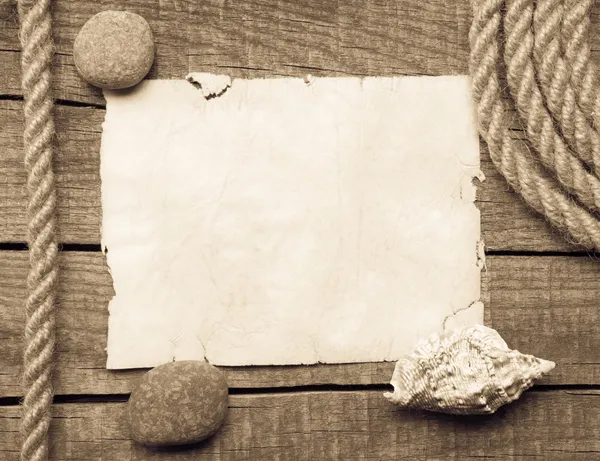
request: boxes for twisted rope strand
[18,0,58,460]
[503,0,600,212]
[533,0,600,174]
[470,0,600,249]
[561,0,600,126]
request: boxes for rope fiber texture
[562,0,600,128]
[469,0,600,249]
[9,1,600,457]
[17,0,59,460]
[504,0,600,212]
[533,0,600,174]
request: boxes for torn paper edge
[101,74,486,368]
[186,72,232,99]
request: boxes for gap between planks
[0,242,596,258]
[3,251,600,394]
[2,388,599,461]
[1,383,598,407]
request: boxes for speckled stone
[73,11,154,89]
[128,361,228,446]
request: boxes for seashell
[384,325,555,414]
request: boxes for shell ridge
[385,325,555,414]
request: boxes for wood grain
[2,390,600,460]
[1,0,599,456]
[0,99,577,251]
[0,0,472,104]
[1,251,598,397]
[0,0,596,250]
[0,0,598,106]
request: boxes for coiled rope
[470,0,600,249]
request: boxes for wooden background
[2,0,600,459]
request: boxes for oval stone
[73,11,155,89]
[128,361,228,446]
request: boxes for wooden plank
[0,0,472,104]
[1,251,598,396]
[0,99,576,251]
[1,0,599,106]
[0,102,103,245]
[0,0,585,250]
[1,390,600,460]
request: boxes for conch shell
[384,325,555,414]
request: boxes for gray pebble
[73,11,155,89]
[128,361,228,446]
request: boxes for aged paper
[101,74,483,369]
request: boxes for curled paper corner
[185,72,232,99]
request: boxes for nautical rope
[469,0,600,248]
[503,0,600,212]
[533,0,600,174]
[17,0,59,460]
[561,0,600,127]
[9,3,600,459]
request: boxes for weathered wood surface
[1,0,597,250]
[1,251,598,396]
[2,0,600,458]
[0,99,579,251]
[2,390,600,460]
[0,0,474,104]
[0,0,597,106]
